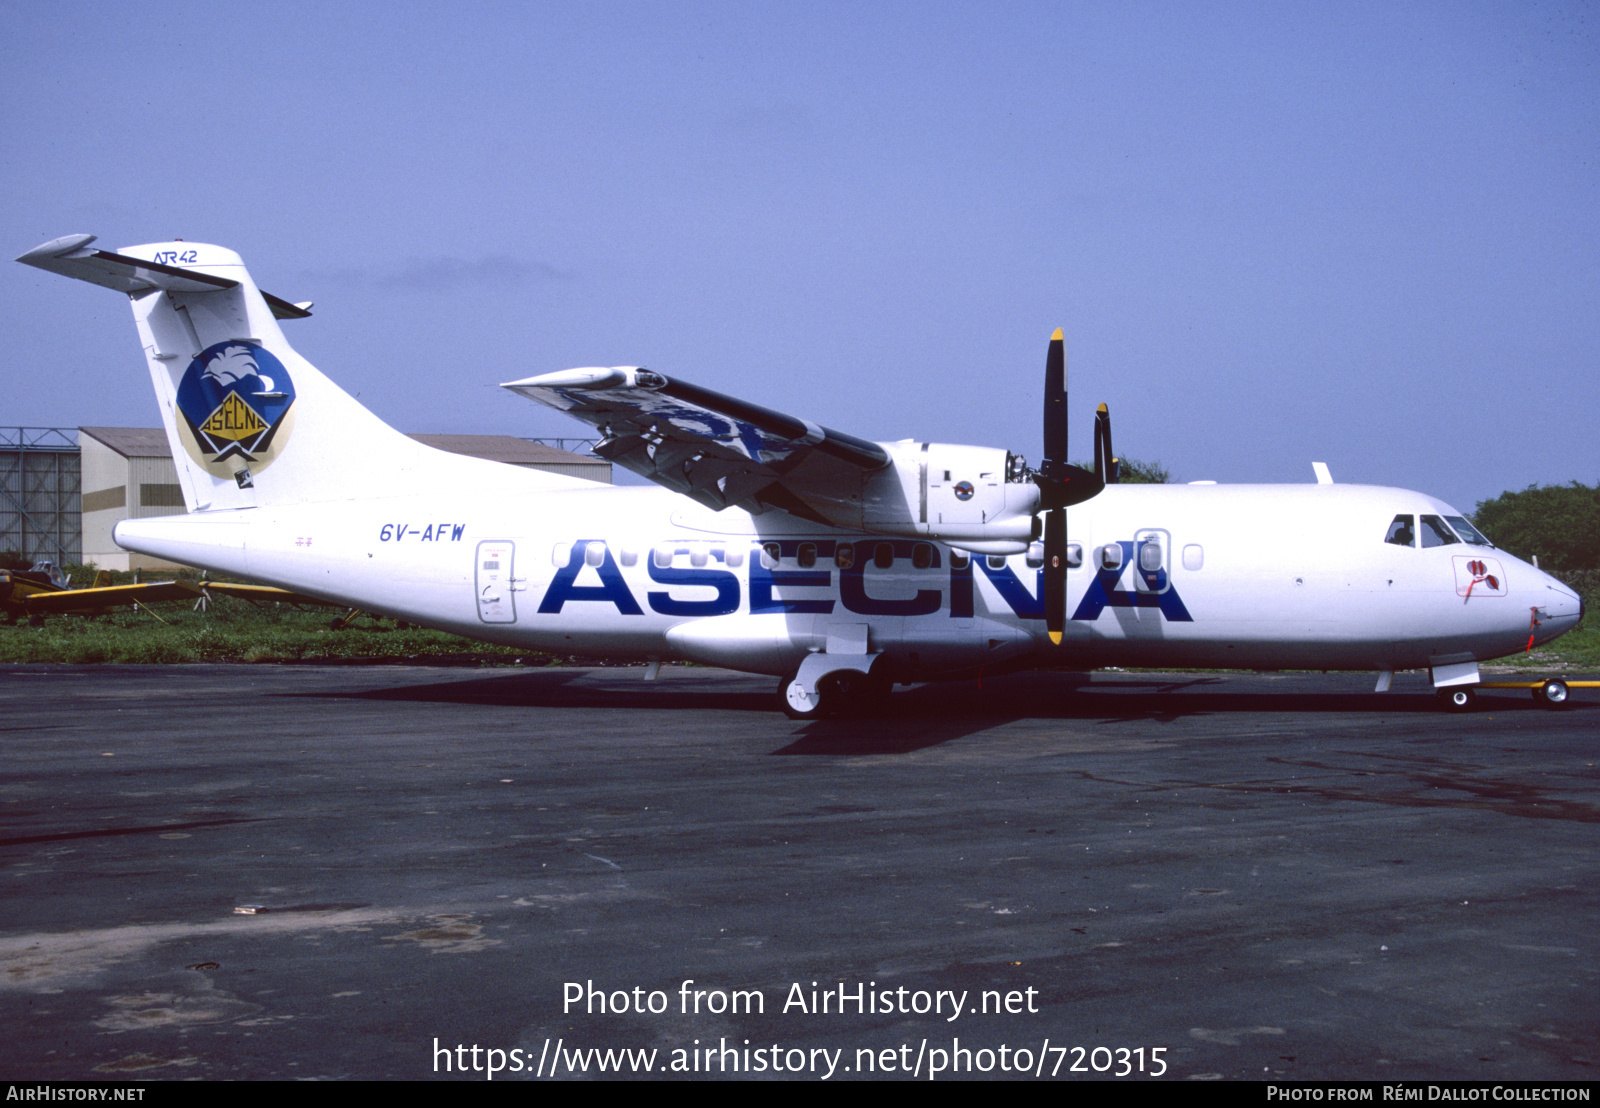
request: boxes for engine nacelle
[857,441,1042,555]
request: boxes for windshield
[1419,515,1459,548]
[1445,515,1494,546]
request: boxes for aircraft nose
[1530,572,1584,643]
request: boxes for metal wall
[0,428,81,565]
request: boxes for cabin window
[1139,540,1163,573]
[1066,543,1083,569]
[724,547,744,568]
[912,543,934,570]
[950,550,970,569]
[1099,544,1123,570]
[875,543,894,569]
[1025,542,1044,569]
[619,548,638,567]
[652,547,673,569]
[987,554,1007,571]
[761,542,780,569]
[552,542,571,567]
[1385,515,1415,547]
[797,542,817,568]
[689,546,709,568]
[1183,544,1204,571]
[584,543,605,567]
[835,543,854,569]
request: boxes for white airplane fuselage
[19,233,1582,712]
[115,476,1582,680]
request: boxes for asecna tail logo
[174,341,296,480]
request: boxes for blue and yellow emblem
[174,342,296,480]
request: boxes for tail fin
[19,235,560,512]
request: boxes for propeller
[1034,329,1104,644]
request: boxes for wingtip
[17,233,97,266]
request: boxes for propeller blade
[1044,507,1067,644]
[1094,403,1119,485]
[1042,327,1067,477]
[1041,328,1078,644]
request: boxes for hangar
[3,428,607,572]
[0,427,80,566]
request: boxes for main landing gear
[779,665,892,720]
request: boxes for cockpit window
[1445,515,1493,546]
[1419,514,1460,548]
[1385,515,1415,547]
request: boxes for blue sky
[4,0,1596,515]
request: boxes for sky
[3,0,1596,515]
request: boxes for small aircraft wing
[198,581,342,608]
[503,367,889,523]
[22,580,205,614]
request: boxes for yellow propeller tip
[1050,327,1064,341]
[1048,631,1063,645]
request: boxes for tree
[1070,457,1173,484]
[1115,457,1172,485]
[1472,481,1600,574]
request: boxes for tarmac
[1,663,1596,1082]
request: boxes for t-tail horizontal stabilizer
[18,235,585,518]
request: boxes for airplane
[17,234,1586,716]
[0,559,204,624]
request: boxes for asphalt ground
[1,664,1596,1082]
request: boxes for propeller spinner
[1034,329,1104,643]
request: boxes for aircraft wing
[198,581,341,608]
[503,367,890,523]
[23,580,205,614]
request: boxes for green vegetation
[1113,457,1173,485]
[0,567,544,665]
[0,600,543,665]
[1473,481,1600,575]
[1469,481,1598,670]
[1069,457,1173,484]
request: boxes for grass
[1496,569,1600,671]
[0,594,542,666]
